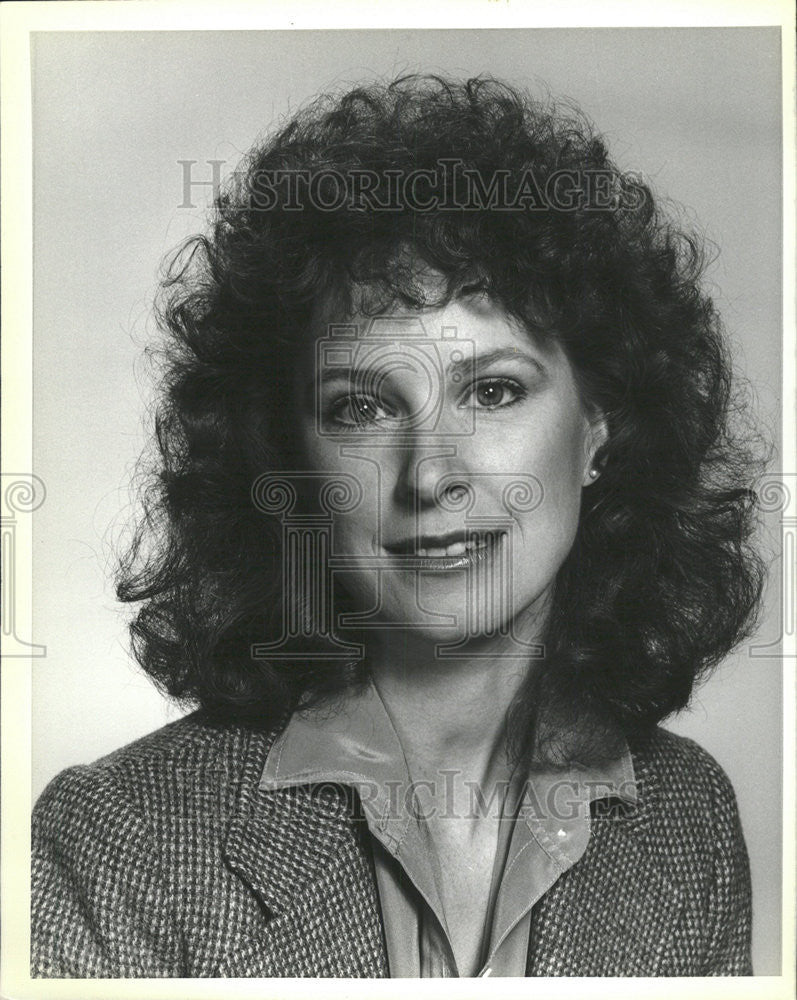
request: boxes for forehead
[300,291,562,367]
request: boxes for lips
[383,529,503,558]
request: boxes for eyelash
[460,377,527,411]
[328,395,393,429]
[327,377,527,428]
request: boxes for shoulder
[31,712,282,977]
[628,726,741,815]
[625,727,752,974]
[33,711,276,827]
[624,726,747,866]
[31,710,281,916]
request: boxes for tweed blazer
[31,710,753,978]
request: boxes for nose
[393,441,470,511]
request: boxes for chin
[333,566,548,647]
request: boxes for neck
[366,618,542,789]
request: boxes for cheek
[507,408,588,555]
[298,435,384,546]
[540,423,588,500]
[495,399,587,490]
[296,420,330,471]
[334,511,378,555]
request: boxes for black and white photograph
[1,2,794,996]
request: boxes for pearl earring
[588,468,599,479]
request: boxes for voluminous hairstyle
[118,75,765,766]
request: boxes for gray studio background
[31,29,783,973]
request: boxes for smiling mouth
[383,529,506,568]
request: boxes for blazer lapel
[221,725,388,978]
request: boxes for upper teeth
[415,536,491,557]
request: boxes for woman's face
[290,290,605,646]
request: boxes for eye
[462,377,526,410]
[329,394,392,428]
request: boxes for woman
[31,75,764,978]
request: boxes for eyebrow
[313,346,544,389]
[447,347,544,378]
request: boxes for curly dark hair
[117,75,765,765]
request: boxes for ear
[582,409,608,487]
